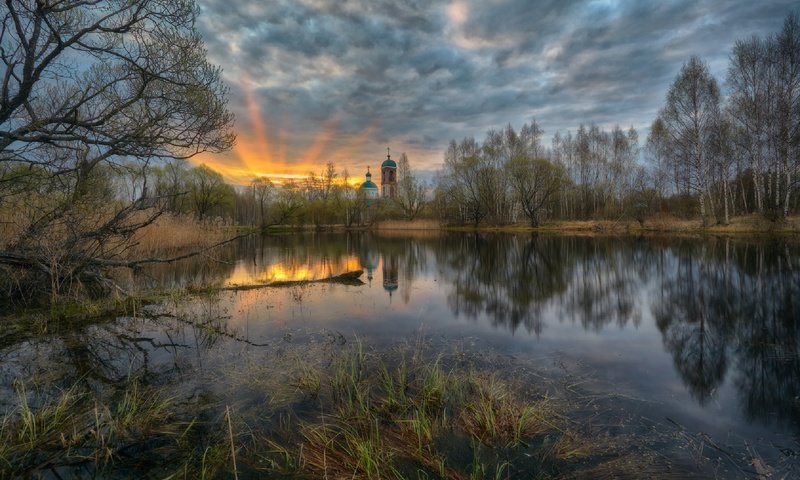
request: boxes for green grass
[0,335,678,479]
[0,378,184,478]
[243,342,652,479]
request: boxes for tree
[188,165,234,221]
[394,153,426,220]
[726,13,800,219]
[153,159,192,214]
[646,118,672,202]
[658,56,722,226]
[727,35,772,215]
[507,157,563,226]
[440,137,489,225]
[250,177,275,228]
[271,183,305,227]
[774,13,800,218]
[0,0,235,301]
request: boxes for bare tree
[439,137,488,225]
[250,177,275,228]
[726,13,800,219]
[645,118,672,203]
[270,183,304,227]
[0,0,235,301]
[727,35,771,214]
[775,13,800,218]
[153,159,191,214]
[188,165,233,221]
[507,157,563,226]
[394,153,426,220]
[658,56,722,226]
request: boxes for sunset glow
[188,72,385,186]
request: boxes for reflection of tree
[433,235,652,336]
[654,238,800,430]
[435,234,573,335]
[560,239,646,331]
[730,243,800,430]
[0,318,188,418]
[654,250,733,404]
[134,241,239,289]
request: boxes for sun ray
[327,119,380,169]
[239,75,274,175]
[298,117,339,168]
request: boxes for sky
[192,0,797,185]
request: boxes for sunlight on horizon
[191,77,380,187]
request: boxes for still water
[146,233,799,435]
[3,232,799,476]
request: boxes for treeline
[433,121,645,226]
[135,154,427,229]
[232,152,425,228]
[435,13,800,226]
[651,12,800,224]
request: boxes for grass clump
[0,334,675,479]
[0,378,182,478]
[249,342,654,479]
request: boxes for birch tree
[658,56,722,226]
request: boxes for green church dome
[361,166,378,190]
[381,158,396,168]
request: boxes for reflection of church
[360,246,379,284]
[382,251,398,298]
[357,235,399,300]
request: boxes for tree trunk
[699,193,709,227]
[784,168,792,218]
[722,180,730,225]
[754,167,763,213]
[740,178,748,213]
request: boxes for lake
[2,232,798,478]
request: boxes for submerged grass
[0,333,696,479]
[244,341,663,479]
[0,377,182,478]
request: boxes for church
[360,149,397,201]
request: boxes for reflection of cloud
[226,256,362,285]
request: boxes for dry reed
[127,214,229,257]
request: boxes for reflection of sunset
[225,255,362,286]
[191,77,379,186]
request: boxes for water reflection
[432,235,569,335]
[127,232,800,434]
[654,239,800,426]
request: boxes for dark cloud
[195,0,797,174]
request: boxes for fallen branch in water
[267,270,365,287]
[190,270,366,293]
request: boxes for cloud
[194,0,797,180]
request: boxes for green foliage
[188,164,236,221]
